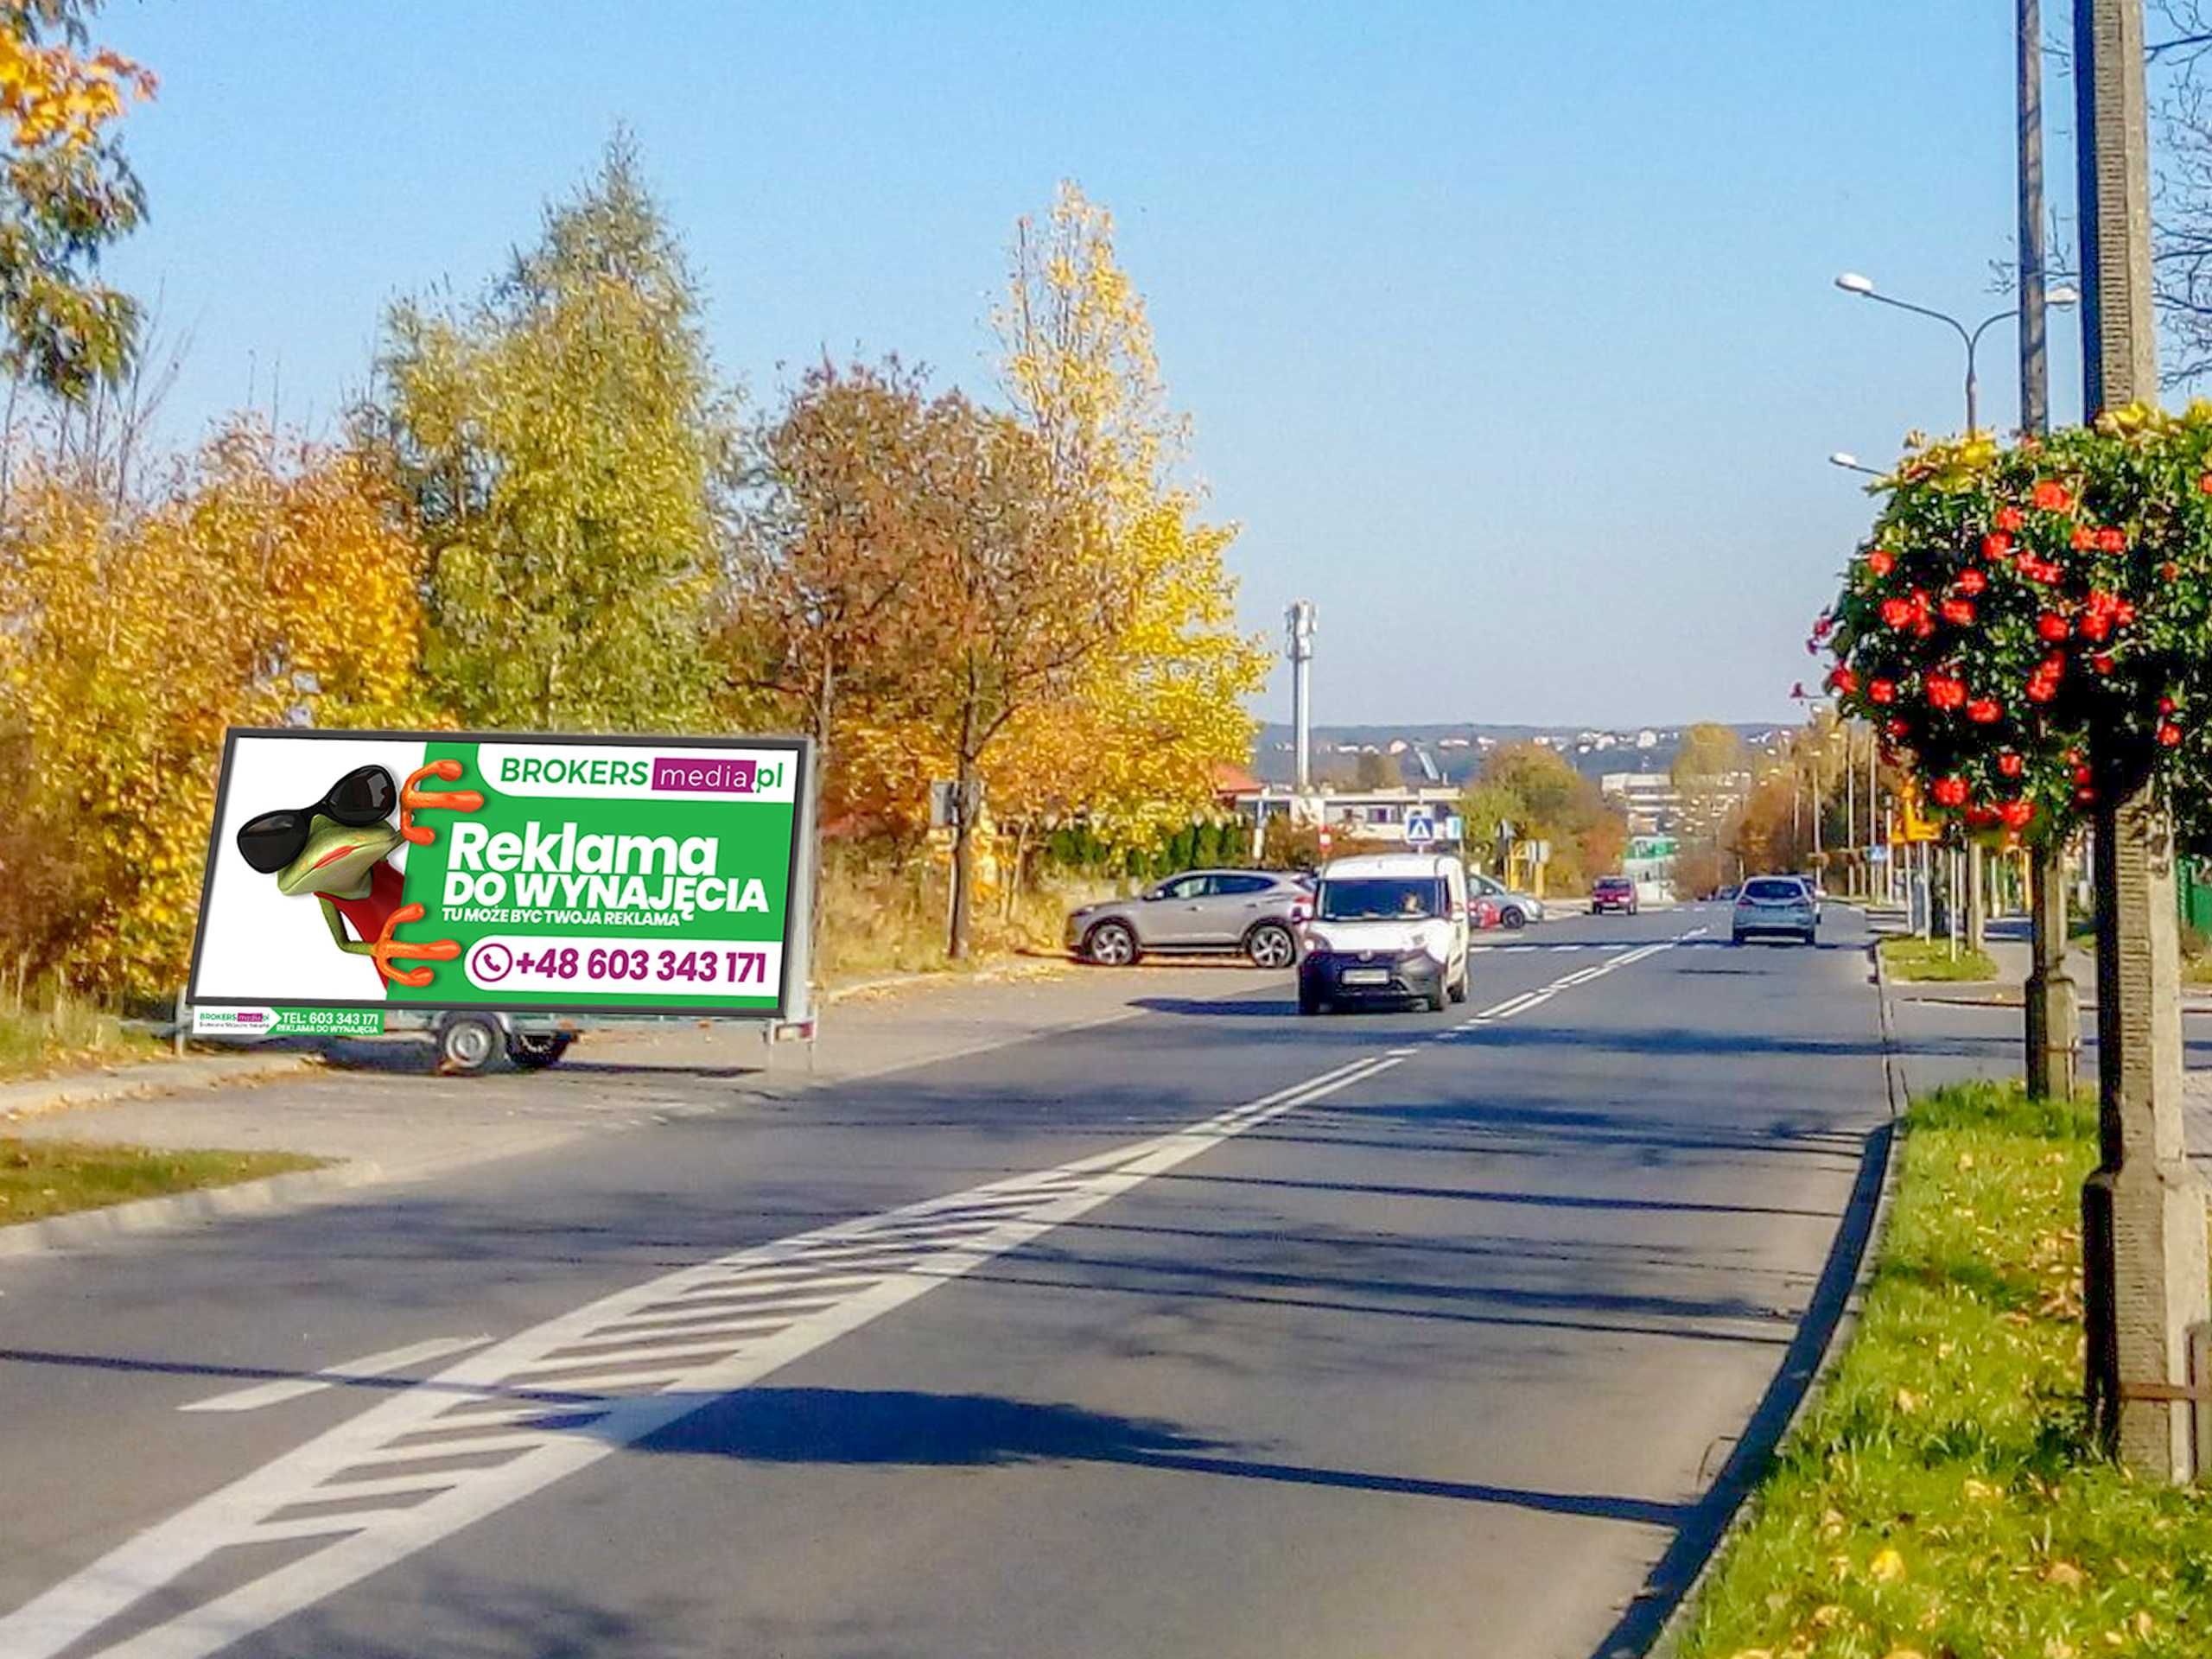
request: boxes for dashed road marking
[179,1338,494,1414]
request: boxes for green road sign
[188,729,815,1021]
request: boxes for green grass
[0,996,162,1081]
[1678,1079,2212,1659]
[1878,935,2000,983]
[0,1137,325,1225]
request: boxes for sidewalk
[0,957,1265,1180]
[1877,913,2212,1164]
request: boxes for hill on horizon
[1248,721,1783,787]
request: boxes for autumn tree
[1671,720,1747,878]
[990,180,1267,853]
[727,358,941,821]
[0,1,155,396]
[888,398,1132,957]
[1353,750,1395,790]
[1456,778,1525,872]
[1478,742,1624,892]
[372,134,730,732]
[0,424,425,995]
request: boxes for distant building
[1600,772,1681,835]
[1225,783,1466,855]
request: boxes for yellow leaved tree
[0,424,427,997]
[0,2,157,395]
[989,181,1268,864]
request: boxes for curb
[819,957,1071,1007]
[1637,939,1905,1659]
[0,1159,384,1259]
[0,1053,315,1125]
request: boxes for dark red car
[1590,876,1637,916]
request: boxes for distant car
[1715,884,1739,904]
[1468,871,1543,930]
[1065,869,1309,968]
[1732,876,1818,945]
[1590,875,1637,916]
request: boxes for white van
[1297,853,1470,1014]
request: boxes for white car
[1297,852,1470,1014]
[1468,871,1543,929]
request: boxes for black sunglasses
[235,766,399,874]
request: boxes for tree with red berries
[1819,406,2212,855]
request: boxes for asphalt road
[0,905,1891,1659]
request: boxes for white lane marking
[178,1338,493,1415]
[1,1054,1404,1659]
[1476,992,1541,1020]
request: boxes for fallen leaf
[1963,1478,1999,1502]
[2046,1560,2086,1588]
[1870,1547,1907,1583]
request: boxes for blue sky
[97,1,2086,727]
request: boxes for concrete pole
[2021,0,2082,1100]
[2075,0,2208,1480]
[1846,726,1857,896]
[1967,843,1986,953]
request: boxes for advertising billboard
[187,729,814,1033]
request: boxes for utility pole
[2075,0,2207,1480]
[2021,0,2082,1102]
[1286,601,1316,793]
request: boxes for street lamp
[1832,272,2079,434]
[1828,451,1883,476]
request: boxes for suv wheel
[1245,923,1296,970]
[1500,906,1527,931]
[1085,919,1139,966]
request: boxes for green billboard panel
[188,729,814,1020]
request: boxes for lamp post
[1828,451,1884,477]
[1832,272,2078,435]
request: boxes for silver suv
[1065,869,1310,968]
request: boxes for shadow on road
[627,1386,1692,1527]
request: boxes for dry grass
[812,849,1113,988]
[0,991,162,1081]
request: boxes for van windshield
[1317,878,1445,921]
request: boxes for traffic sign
[1404,813,1437,845]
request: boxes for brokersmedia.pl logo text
[652,757,782,794]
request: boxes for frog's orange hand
[372,903,462,988]
[400,760,485,846]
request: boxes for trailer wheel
[436,1014,500,1075]
[505,1032,572,1071]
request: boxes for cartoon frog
[237,761,481,989]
